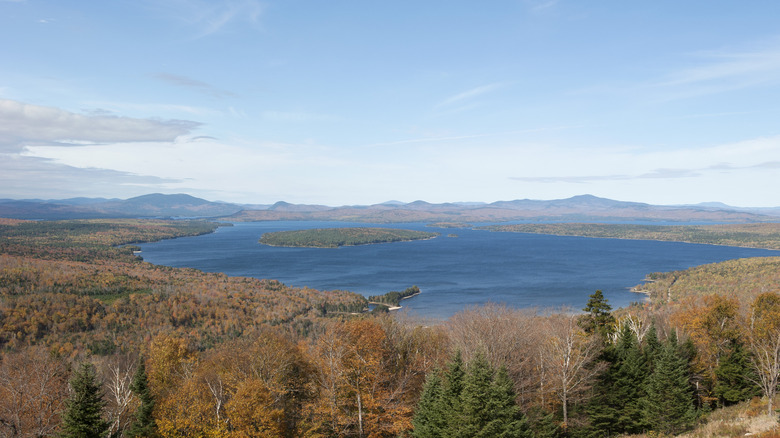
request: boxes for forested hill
[0,218,367,352]
[2,193,777,222]
[481,222,780,250]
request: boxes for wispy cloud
[523,0,559,12]
[511,161,780,184]
[154,73,236,98]
[0,99,199,152]
[649,40,780,100]
[0,155,182,199]
[435,82,505,110]
[260,110,340,123]
[145,0,264,38]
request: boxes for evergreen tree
[61,363,110,438]
[643,332,697,435]
[714,341,759,407]
[643,324,662,368]
[126,360,157,438]
[489,366,531,438]
[587,324,649,436]
[443,350,467,433]
[413,369,447,438]
[459,352,497,437]
[580,290,616,337]
[413,352,529,438]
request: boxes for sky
[2,1,780,207]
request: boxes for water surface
[138,222,779,319]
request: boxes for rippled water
[138,221,780,318]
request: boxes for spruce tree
[580,290,616,337]
[459,352,496,437]
[714,341,759,407]
[61,363,110,438]
[443,350,467,434]
[489,366,531,438]
[412,369,447,438]
[643,324,662,368]
[587,324,649,436]
[126,360,157,438]
[643,332,697,435]
[413,352,529,438]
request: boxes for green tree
[487,366,531,438]
[61,363,110,438]
[643,332,697,435]
[587,324,649,436]
[126,360,157,438]
[412,369,446,438]
[413,352,529,438]
[714,341,758,407]
[580,290,615,337]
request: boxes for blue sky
[2,1,780,206]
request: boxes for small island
[428,222,473,228]
[259,227,439,248]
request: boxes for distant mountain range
[1,193,778,222]
[0,193,243,220]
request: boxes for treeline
[259,227,439,248]
[0,219,367,355]
[481,222,780,250]
[0,219,221,262]
[368,285,420,307]
[634,256,780,304]
[7,292,780,437]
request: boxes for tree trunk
[357,391,364,438]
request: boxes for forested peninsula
[481,222,780,250]
[258,227,439,248]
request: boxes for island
[427,222,473,228]
[258,227,439,248]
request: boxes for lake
[138,221,780,319]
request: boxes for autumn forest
[3,218,780,437]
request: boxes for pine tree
[126,360,157,438]
[61,363,110,438]
[643,332,697,435]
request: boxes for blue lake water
[138,221,780,319]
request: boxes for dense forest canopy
[482,222,780,250]
[3,218,780,437]
[259,227,439,248]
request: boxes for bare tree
[99,354,138,438]
[0,347,69,438]
[746,293,780,415]
[540,312,602,429]
[446,303,541,408]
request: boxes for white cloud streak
[435,83,505,109]
[154,73,237,98]
[649,41,780,100]
[0,99,199,152]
